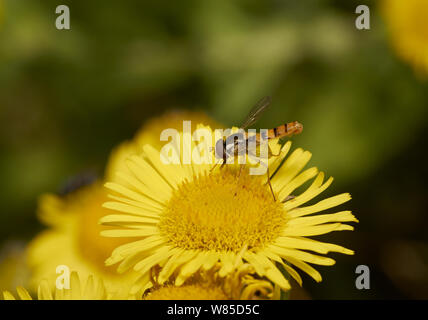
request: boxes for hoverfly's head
[213,138,226,160]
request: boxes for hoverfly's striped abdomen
[267,121,303,139]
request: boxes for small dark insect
[58,171,98,196]
[213,96,303,201]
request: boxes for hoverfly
[212,96,303,201]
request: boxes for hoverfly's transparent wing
[240,96,272,129]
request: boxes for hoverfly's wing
[240,96,272,129]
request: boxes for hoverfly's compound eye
[214,139,225,159]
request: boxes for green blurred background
[0,0,427,299]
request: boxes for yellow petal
[282,223,354,237]
[286,193,352,217]
[3,291,16,300]
[37,280,53,300]
[269,245,336,265]
[275,236,354,255]
[16,287,32,300]
[278,167,318,201]
[286,211,358,227]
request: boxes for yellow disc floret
[159,168,286,252]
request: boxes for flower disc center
[159,168,286,252]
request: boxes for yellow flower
[27,182,141,298]
[101,126,357,294]
[3,272,109,300]
[28,111,220,299]
[381,0,428,74]
[145,263,277,300]
[0,242,30,292]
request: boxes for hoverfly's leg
[246,148,275,200]
[282,195,295,203]
[234,164,245,196]
[210,162,218,173]
[210,159,225,173]
[237,163,245,179]
[266,165,276,201]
